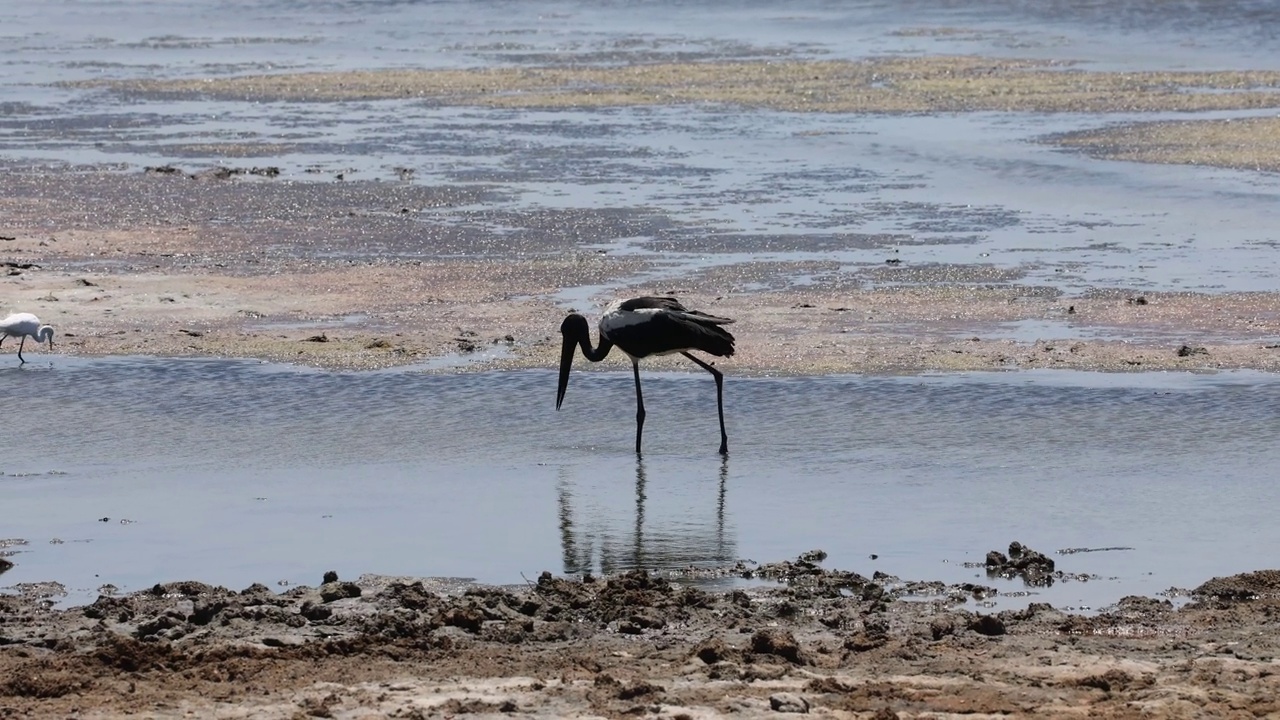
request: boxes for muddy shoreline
[3,549,1280,717]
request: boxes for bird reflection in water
[558,457,732,577]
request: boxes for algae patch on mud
[1052,116,1280,173]
[70,56,1280,114]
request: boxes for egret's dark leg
[632,360,646,455]
[16,336,26,364]
[681,352,728,455]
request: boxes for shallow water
[5,2,1280,295]
[4,356,1280,610]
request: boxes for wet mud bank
[3,549,1280,717]
[5,166,1280,374]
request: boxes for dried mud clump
[750,628,807,664]
[985,541,1057,586]
[1191,569,1280,606]
[748,551,872,600]
[528,570,710,631]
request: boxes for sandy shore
[4,166,1280,375]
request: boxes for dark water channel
[4,357,1279,611]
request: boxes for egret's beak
[556,337,575,410]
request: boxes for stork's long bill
[556,336,575,410]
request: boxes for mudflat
[5,165,1280,375]
[3,549,1280,718]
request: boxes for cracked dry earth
[3,552,1280,719]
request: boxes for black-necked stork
[556,296,736,455]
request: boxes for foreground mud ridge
[3,550,1280,718]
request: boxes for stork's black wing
[618,296,735,325]
[619,296,686,313]
[608,297,736,358]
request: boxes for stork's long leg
[632,360,646,455]
[681,352,728,455]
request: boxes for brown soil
[3,550,1280,718]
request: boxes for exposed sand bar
[69,56,1280,114]
[1056,115,1280,173]
[64,54,1280,182]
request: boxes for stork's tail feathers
[681,312,736,357]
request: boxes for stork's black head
[560,313,589,338]
[557,313,589,410]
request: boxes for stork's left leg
[681,352,728,455]
[632,360,646,455]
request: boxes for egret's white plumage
[0,313,55,363]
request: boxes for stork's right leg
[681,352,728,455]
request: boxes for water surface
[4,357,1279,611]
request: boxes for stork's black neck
[562,312,613,362]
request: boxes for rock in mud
[797,549,828,564]
[300,600,333,622]
[694,636,740,665]
[770,692,810,713]
[929,614,959,640]
[320,581,362,603]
